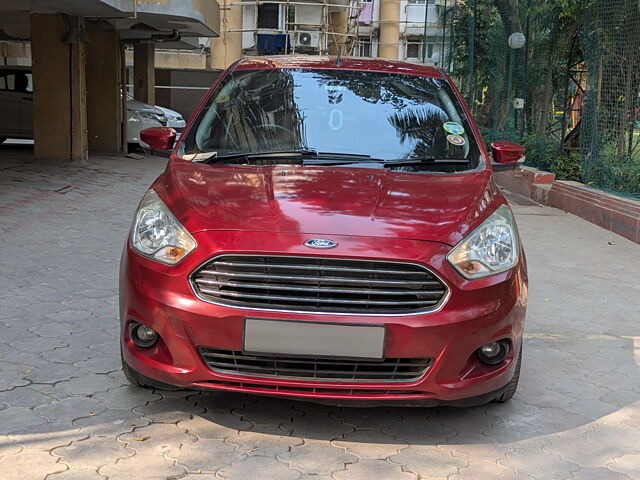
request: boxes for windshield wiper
[383,157,470,168]
[206,150,380,165]
[206,149,317,163]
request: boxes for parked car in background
[0,66,185,146]
[126,93,185,145]
[121,56,528,407]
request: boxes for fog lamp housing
[477,340,509,365]
[129,322,158,348]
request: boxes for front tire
[493,345,522,403]
[121,349,151,389]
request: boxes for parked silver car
[0,66,185,145]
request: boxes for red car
[121,56,528,406]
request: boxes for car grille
[199,348,433,383]
[191,255,447,314]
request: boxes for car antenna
[335,46,342,67]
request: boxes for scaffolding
[218,0,455,66]
[225,1,363,56]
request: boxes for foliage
[452,0,640,196]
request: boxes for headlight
[130,190,196,265]
[447,204,519,279]
[139,111,166,123]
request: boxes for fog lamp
[129,322,158,348]
[477,341,509,365]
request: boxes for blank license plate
[244,318,386,360]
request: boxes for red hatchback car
[120,56,528,406]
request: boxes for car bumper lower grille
[191,255,447,314]
[199,348,433,383]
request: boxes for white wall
[295,4,322,30]
[242,5,256,49]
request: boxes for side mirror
[490,141,525,172]
[140,127,177,152]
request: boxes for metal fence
[450,0,640,197]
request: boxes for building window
[405,37,422,59]
[357,36,372,57]
[258,3,280,29]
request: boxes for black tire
[121,349,151,389]
[494,345,522,403]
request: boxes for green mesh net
[451,0,640,197]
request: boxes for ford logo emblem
[304,239,338,249]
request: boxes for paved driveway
[1,150,639,480]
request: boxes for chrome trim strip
[189,254,451,317]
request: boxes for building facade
[210,0,454,69]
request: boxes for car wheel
[121,348,150,389]
[493,345,522,403]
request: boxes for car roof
[233,55,444,78]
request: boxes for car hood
[127,99,162,114]
[156,106,183,120]
[154,161,503,246]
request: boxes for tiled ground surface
[1,148,639,479]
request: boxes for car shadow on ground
[135,334,640,447]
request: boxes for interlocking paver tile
[281,414,355,439]
[0,450,66,480]
[388,445,468,478]
[0,406,48,434]
[218,456,301,480]
[33,396,106,423]
[332,429,408,459]
[166,438,246,473]
[334,459,416,480]
[277,440,358,475]
[72,407,150,437]
[133,396,206,424]
[226,427,304,457]
[449,460,520,480]
[544,429,623,469]
[99,452,186,480]
[178,414,251,441]
[47,469,106,480]
[52,436,135,469]
[118,422,196,454]
[608,453,640,480]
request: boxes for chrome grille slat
[198,270,431,286]
[199,348,433,383]
[195,279,445,296]
[191,255,448,315]
[212,261,427,275]
[197,288,440,306]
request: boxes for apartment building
[211,0,455,68]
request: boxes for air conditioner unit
[294,31,320,49]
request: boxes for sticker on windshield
[447,134,466,146]
[443,122,465,135]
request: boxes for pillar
[378,0,401,60]
[210,1,243,70]
[31,13,88,163]
[328,8,349,56]
[86,25,123,154]
[134,42,155,104]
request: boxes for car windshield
[180,68,482,172]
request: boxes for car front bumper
[120,231,527,404]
